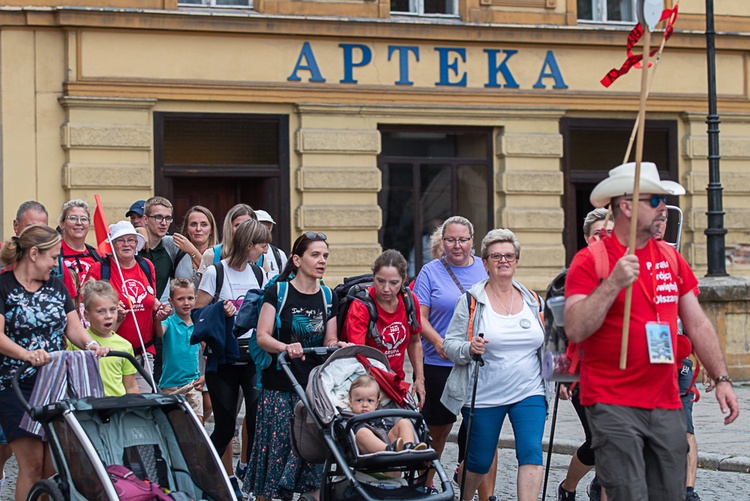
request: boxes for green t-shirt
[69,328,137,397]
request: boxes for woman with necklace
[246,231,344,501]
[0,225,109,500]
[442,228,550,501]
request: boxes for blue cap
[125,200,145,218]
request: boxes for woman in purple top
[413,216,488,492]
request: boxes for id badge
[645,322,674,364]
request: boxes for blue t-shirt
[159,314,199,388]
[413,256,487,367]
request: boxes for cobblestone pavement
[439,441,750,501]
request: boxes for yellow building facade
[1,0,750,290]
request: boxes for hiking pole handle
[472,333,485,366]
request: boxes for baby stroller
[12,351,235,501]
[284,345,453,501]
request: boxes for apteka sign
[286,42,568,89]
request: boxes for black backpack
[333,274,419,348]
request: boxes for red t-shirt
[342,286,422,379]
[88,257,157,355]
[60,240,99,298]
[565,236,698,410]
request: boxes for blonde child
[159,278,204,423]
[72,281,139,396]
[349,374,427,453]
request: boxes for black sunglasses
[626,194,667,208]
[293,231,327,254]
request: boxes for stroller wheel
[27,479,64,501]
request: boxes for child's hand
[223,300,237,318]
[154,302,171,321]
[195,376,205,391]
[117,301,128,320]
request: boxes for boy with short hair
[159,278,204,423]
[349,374,427,453]
[74,280,139,396]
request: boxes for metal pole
[704,0,728,277]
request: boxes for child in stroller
[348,375,427,454]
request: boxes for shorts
[586,403,687,500]
[0,373,38,443]
[134,353,156,394]
[0,424,6,445]
[161,379,204,418]
[678,359,695,435]
[421,364,457,426]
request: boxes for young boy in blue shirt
[159,278,204,423]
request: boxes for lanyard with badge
[635,241,674,364]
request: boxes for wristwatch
[714,375,733,386]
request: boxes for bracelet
[714,375,733,386]
[84,340,101,350]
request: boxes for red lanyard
[635,240,663,321]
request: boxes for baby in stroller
[348,375,427,454]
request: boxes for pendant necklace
[490,284,514,315]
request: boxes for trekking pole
[542,382,562,500]
[460,333,484,501]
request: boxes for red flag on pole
[93,195,112,255]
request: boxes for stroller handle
[277,345,338,367]
[12,350,157,416]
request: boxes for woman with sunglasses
[58,200,102,303]
[442,228,549,501]
[246,231,343,501]
[412,215,489,493]
[194,218,270,499]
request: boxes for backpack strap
[588,239,610,281]
[465,291,477,342]
[170,250,187,279]
[401,287,420,332]
[271,245,283,270]
[212,244,222,264]
[250,263,264,287]
[211,262,224,305]
[100,256,154,289]
[85,243,102,263]
[275,281,289,332]
[321,284,333,320]
[655,240,682,285]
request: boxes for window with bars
[578,0,637,23]
[390,0,458,17]
[178,0,252,7]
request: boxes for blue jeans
[460,395,546,474]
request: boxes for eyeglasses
[114,237,139,246]
[443,237,472,246]
[488,253,517,263]
[147,215,174,224]
[293,231,327,255]
[626,194,667,208]
[66,215,90,224]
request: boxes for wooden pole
[620,27,652,370]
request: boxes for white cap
[255,209,276,225]
[108,220,146,252]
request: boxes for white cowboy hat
[590,162,685,208]
[108,220,146,252]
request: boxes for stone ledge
[697,276,750,302]
[683,135,750,160]
[62,164,152,189]
[496,170,563,194]
[296,129,380,154]
[61,124,152,150]
[497,132,563,158]
[500,207,565,231]
[295,205,381,229]
[296,167,381,191]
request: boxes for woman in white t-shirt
[442,228,549,501]
[195,218,270,497]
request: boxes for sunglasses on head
[293,231,327,254]
[626,194,667,208]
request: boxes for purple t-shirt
[414,256,487,367]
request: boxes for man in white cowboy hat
[563,162,739,501]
